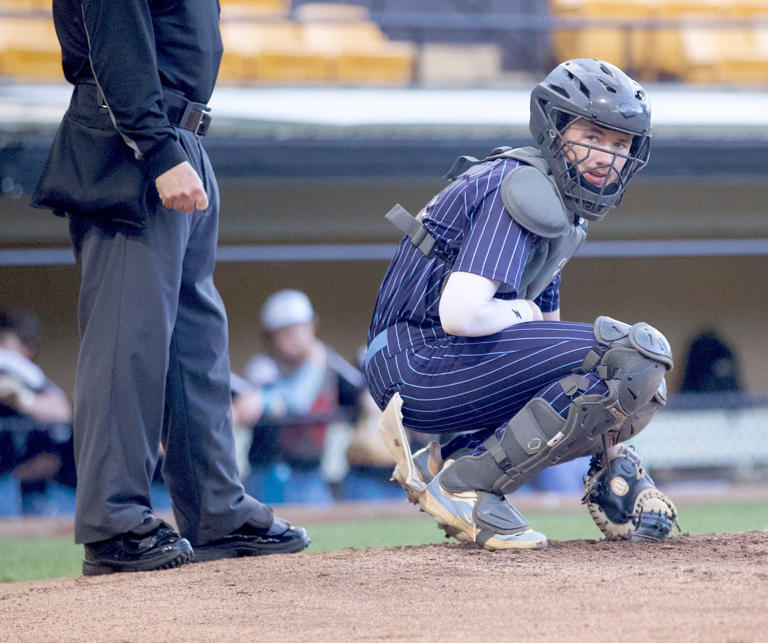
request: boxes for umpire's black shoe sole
[82,519,194,576]
[193,525,310,562]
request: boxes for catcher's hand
[583,445,678,541]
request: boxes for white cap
[260,289,315,332]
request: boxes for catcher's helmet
[530,58,651,221]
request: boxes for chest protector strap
[385,203,436,258]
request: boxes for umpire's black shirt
[52,0,223,179]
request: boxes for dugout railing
[628,392,768,482]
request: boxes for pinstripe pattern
[368,158,560,354]
[366,321,605,434]
[366,157,600,436]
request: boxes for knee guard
[440,316,672,496]
[611,377,667,446]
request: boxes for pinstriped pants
[364,321,607,436]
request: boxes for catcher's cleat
[392,440,443,504]
[419,468,548,551]
[378,392,433,503]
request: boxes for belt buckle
[180,102,211,138]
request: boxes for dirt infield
[1,529,766,642]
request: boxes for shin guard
[440,316,672,496]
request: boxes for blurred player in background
[0,308,74,517]
[238,289,364,504]
[364,59,678,550]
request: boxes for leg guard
[441,316,672,496]
[583,445,678,541]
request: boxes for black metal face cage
[545,108,650,220]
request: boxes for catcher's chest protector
[386,146,587,301]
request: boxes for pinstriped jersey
[369,157,561,353]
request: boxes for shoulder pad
[498,148,569,239]
[488,146,550,175]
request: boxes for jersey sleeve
[533,272,561,313]
[79,0,186,178]
[452,180,536,295]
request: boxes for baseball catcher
[364,58,678,549]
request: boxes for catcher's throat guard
[440,316,672,496]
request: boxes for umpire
[31,0,309,575]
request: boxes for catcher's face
[562,119,634,187]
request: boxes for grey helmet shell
[530,58,651,221]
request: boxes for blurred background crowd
[0,294,749,518]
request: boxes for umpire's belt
[77,82,212,138]
[162,90,212,138]
[363,330,389,370]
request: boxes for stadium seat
[668,25,768,84]
[300,22,415,84]
[293,2,371,22]
[549,0,657,79]
[0,0,52,9]
[220,0,288,21]
[657,0,731,17]
[550,0,768,82]
[218,0,287,11]
[0,47,63,81]
[728,0,768,17]
[418,43,503,85]
[219,21,332,83]
[712,28,768,83]
[0,17,63,81]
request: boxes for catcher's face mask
[529,58,652,222]
[562,118,634,188]
[543,110,649,221]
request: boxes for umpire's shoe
[192,517,310,562]
[82,517,193,576]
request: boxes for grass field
[1,498,767,583]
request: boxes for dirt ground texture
[0,528,766,642]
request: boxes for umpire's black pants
[68,129,272,545]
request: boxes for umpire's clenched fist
[155,161,209,213]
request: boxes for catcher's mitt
[583,445,678,541]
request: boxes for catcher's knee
[583,446,678,541]
[579,315,671,448]
[590,315,672,415]
[439,316,672,496]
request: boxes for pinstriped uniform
[365,157,606,437]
